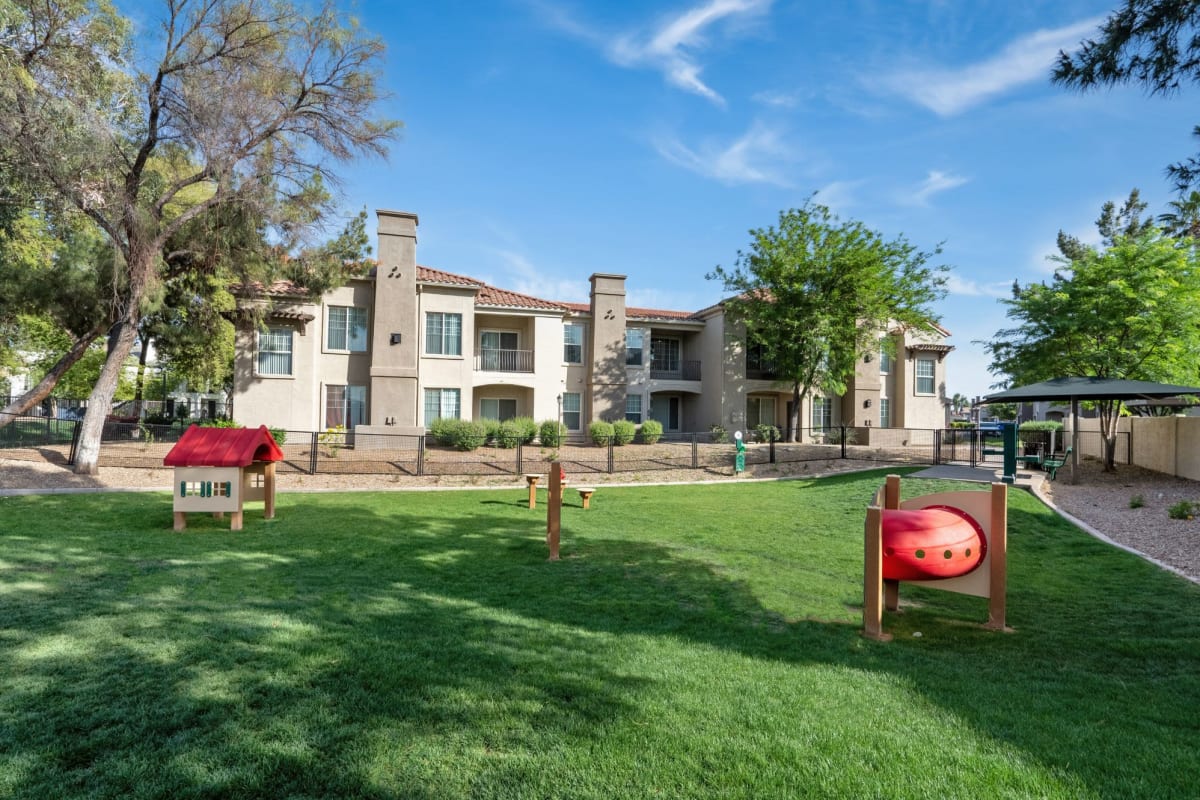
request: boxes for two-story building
[231,210,953,437]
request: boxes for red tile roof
[416,265,484,287]
[417,266,566,311]
[164,425,284,468]
[233,280,311,299]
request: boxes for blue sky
[328,0,1194,400]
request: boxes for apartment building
[231,210,953,437]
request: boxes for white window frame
[425,312,463,357]
[879,346,892,374]
[423,388,461,423]
[480,397,518,421]
[626,329,644,367]
[747,396,776,428]
[256,326,293,377]
[325,384,367,429]
[561,392,582,431]
[564,323,584,364]
[915,357,936,395]
[879,397,891,428]
[625,394,642,423]
[326,305,368,353]
[812,397,833,432]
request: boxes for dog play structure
[863,474,1008,640]
[163,425,284,531]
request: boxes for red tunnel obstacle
[881,506,986,581]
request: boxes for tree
[1056,188,1152,261]
[707,201,948,441]
[1053,1,1200,192]
[985,229,1200,470]
[1158,190,1200,239]
[0,0,398,473]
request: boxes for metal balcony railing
[650,360,701,381]
[474,348,534,372]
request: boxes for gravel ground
[3,454,1197,583]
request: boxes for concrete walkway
[909,464,1047,492]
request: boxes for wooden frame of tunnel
[864,474,1008,641]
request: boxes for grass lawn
[1,468,1197,799]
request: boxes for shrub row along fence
[0,413,942,476]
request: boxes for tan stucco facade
[231,211,954,438]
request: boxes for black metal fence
[0,415,956,477]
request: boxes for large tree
[985,228,1200,470]
[707,201,949,441]
[1053,0,1200,192]
[0,0,397,473]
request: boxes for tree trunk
[72,318,139,475]
[0,328,104,427]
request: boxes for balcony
[474,348,534,373]
[650,360,701,381]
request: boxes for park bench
[1042,447,1073,480]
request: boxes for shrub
[268,427,287,447]
[539,420,566,447]
[199,418,242,429]
[319,424,346,457]
[640,419,663,444]
[510,416,539,444]
[1129,494,1145,509]
[709,424,729,443]
[481,417,502,443]
[613,419,636,446]
[450,420,488,451]
[144,412,173,426]
[429,417,458,446]
[823,427,858,445]
[495,420,523,448]
[753,424,780,443]
[950,420,974,429]
[1019,420,1064,445]
[1167,500,1196,520]
[589,420,615,446]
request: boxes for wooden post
[863,504,891,641]
[546,461,561,561]
[173,511,187,532]
[985,482,1009,631]
[264,462,276,520]
[525,474,540,509]
[883,474,901,611]
[231,510,244,532]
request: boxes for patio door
[649,395,680,431]
[480,331,518,370]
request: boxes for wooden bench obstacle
[576,487,595,509]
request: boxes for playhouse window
[327,306,368,352]
[256,327,293,376]
[326,385,366,429]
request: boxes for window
[879,398,891,428]
[812,397,832,432]
[879,347,893,374]
[326,306,368,352]
[425,312,462,356]
[626,329,644,366]
[424,388,461,422]
[916,357,935,394]
[325,385,366,429]
[651,338,680,372]
[256,327,293,376]
[625,394,642,423]
[561,392,581,430]
[480,398,517,421]
[746,341,775,376]
[480,330,519,370]
[564,323,584,364]
[747,396,776,428]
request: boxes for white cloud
[813,180,865,212]
[879,17,1104,116]
[654,122,793,185]
[946,273,1011,299]
[535,0,771,105]
[492,248,589,302]
[907,170,969,206]
[751,88,803,108]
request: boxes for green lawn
[1,469,1197,799]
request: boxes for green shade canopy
[980,377,1200,403]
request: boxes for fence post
[417,435,425,476]
[769,428,776,464]
[516,442,523,475]
[608,440,614,474]
[840,425,847,459]
[68,420,82,466]
[691,433,698,469]
[309,432,319,475]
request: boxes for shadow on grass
[0,476,1197,798]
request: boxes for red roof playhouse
[163,425,284,531]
